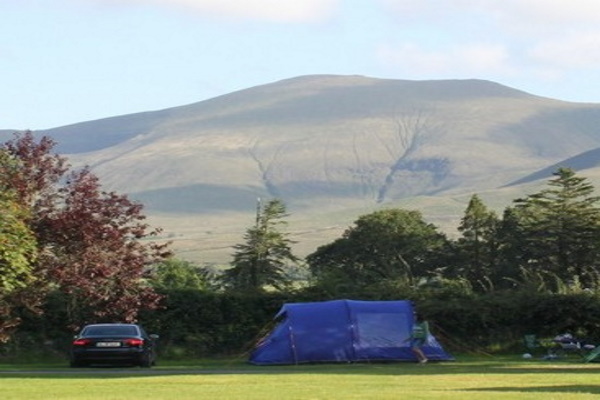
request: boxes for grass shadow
[463,385,600,395]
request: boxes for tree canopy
[0,150,38,341]
[307,208,448,291]
[150,258,216,291]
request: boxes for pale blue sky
[3,0,600,129]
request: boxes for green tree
[221,199,298,292]
[150,258,217,291]
[0,150,38,341]
[454,194,500,289]
[493,206,531,288]
[307,208,447,290]
[512,167,600,288]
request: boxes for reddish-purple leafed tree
[2,131,68,211]
[3,131,170,330]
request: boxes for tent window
[354,312,407,348]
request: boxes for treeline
[4,131,600,358]
[254,167,600,296]
[163,166,600,299]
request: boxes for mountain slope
[4,75,600,263]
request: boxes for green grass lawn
[1,356,600,399]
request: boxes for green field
[1,356,600,399]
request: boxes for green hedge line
[6,290,600,359]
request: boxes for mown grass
[2,355,600,399]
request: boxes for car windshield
[83,325,138,336]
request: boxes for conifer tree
[512,167,600,287]
[222,199,298,292]
[455,194,500,289]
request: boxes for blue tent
[249,299,453,365]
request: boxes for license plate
[96,342,121,347]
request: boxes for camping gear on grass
[249,299,453,365]
[527,333,598,361]
[552,333,596,358]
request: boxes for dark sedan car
[70,323,158,367]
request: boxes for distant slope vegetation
[4,75,600,262]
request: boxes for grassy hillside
[4,75,600,263]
